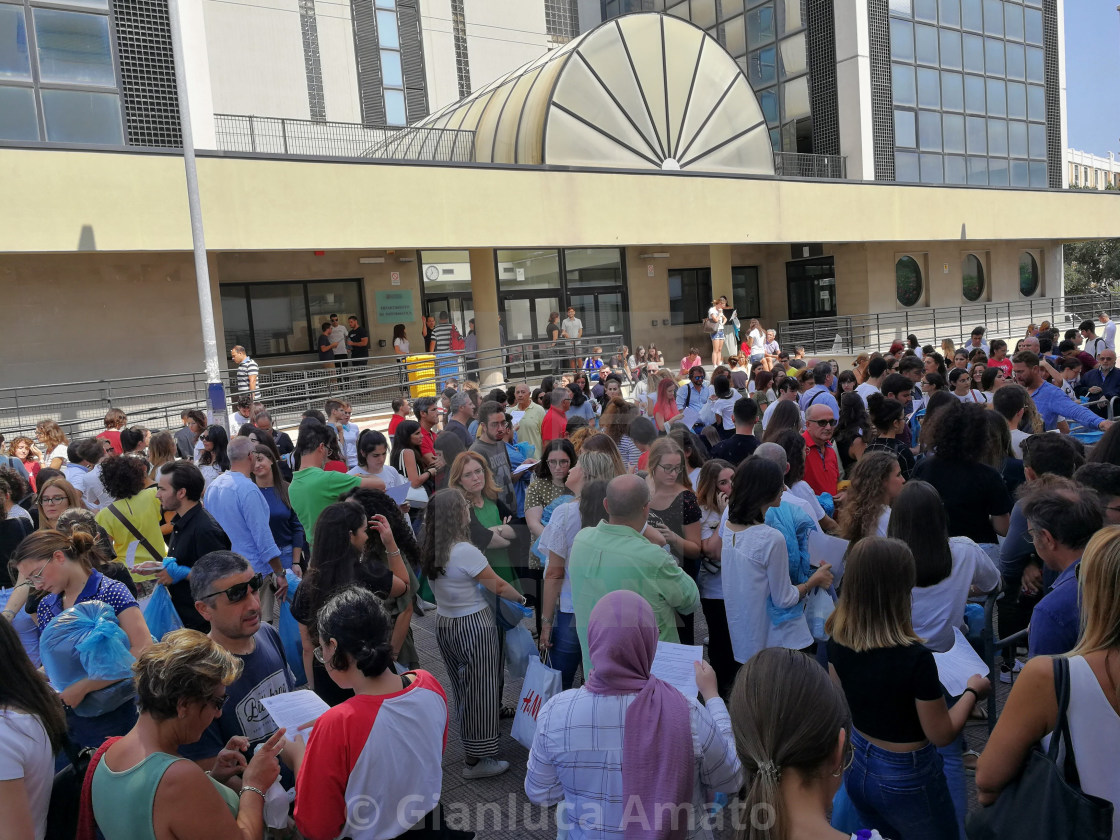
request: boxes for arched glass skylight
[375,12,775,175]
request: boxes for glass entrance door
[423,294,474,342]
[503,293,561,378]
[786,257,836,322]
[568,290,629,345]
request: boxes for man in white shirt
[63,438,112,511]
[560,306,583,370]
[328,313,349,369]
[761,378,801,430]
[961,326,989,357]
[993,382,1031,459]
[1081,319,1107,359]
[1099,311,1116,351]
[326,398,360,469]
[856,357,887,407]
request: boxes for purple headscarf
[585,591,694,840]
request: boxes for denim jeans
[550,611,583,690]
[845,730,959,840]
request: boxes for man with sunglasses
[802,404,839,497]
[180,550,297,786]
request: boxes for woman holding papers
[90,630,286,840]
[525,590,742,836]
[826,537,990,840]
[287,586,449,840]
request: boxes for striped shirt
[430,322,455,352]
[236,356,260,398]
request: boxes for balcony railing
[213,115,476,162]
[773,151,847,179]
[778,292,1120,356]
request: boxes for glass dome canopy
[376,12,775,175]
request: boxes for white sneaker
[462,758,510,779]
[999,659,1024,684]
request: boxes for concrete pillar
[469,248,501,384]
[709,243,733,307]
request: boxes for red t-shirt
[991,357,1013,376]
[388,414,404,436]
[97,429,123,455]
[637,450,650,471]
[420,426,436,456]
[541,407,568,443]
[325,460,348,473]
[802,430,839,496]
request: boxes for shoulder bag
[965,657,1114,839]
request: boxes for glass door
[503,293,561,378]
[423,294,474,342]
[785,257,836,321]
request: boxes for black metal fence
[778,292,1120,355]
[1,336,624,440]
[213,115,476,162]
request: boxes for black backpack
[46,736,93,840]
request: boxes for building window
[497,250,561,291]
[219,280,364,358]
[374,1,406,126]
[732,266,761,320]
[962,253,985,301]
[896,255,923,307]
[0,0,123,144]
[668,268,713,327]
[1019,251,1039,297]
[888,0,1047,187]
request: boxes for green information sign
[375,289,415,323]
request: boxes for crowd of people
[2,314,1120,839]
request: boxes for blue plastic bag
[477,584,533,631]
[279,570,306,686]
[40,601,136,717]
[504,624,536,681]
[142,585,183,641]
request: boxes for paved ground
[408,604,1015,839]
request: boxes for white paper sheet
[807,529,849,583]
[260,690,331,737]
[385,481,410,505]
[510,409,526,428]
[651,642,704,697]
[681,406,701,429]
[932,628,990,697]
[513,461,536,475]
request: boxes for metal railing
[0,336,624,440]
[778,292,1120,355]
[773,151,847,180]
[213,115,476,162]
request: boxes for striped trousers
[436,607,501,759]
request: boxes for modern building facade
[2,3,1118,395]
[1067,148,1120,190]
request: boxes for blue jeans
[550,611,583,690]
[938,735,967,840]
[845,730,958,840]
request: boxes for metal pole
[168,0,227,430]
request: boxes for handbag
[511,653,563,749]
[702,317,719,333]
[965,658,1114,840]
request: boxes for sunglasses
[208,693,230,712]
[200,573,264,603]
[809,418,838,427]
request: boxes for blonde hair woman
[35,420,69,470]
[35,477,83,531]
[706,299,726,367]
[977,526,1120,834]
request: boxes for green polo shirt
[568,520,700,676]
[289,466,361,546]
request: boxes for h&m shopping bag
[512,654,562,750]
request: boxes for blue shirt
[798,384,839,416]
[1029,381,1105,431]
[1029,560,1081,657]
[259,486,305,552]
[36,569,139,631]
[203,471,281,574]
[677,382,713,412]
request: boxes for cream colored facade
[1067,148,1120,191]
[2,147,1117,385]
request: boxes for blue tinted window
[41,88,122,143]
[759,89,778,124]
[987,118,1007,156]
[380,49,402,87]
[1028,122,1045,159]
[895,109,917,147]
[962,33,984,73]
[0,85,38,140]
[1005,42,1025,80]
[943,113,965,153]
[376,9,399,48]
[986,78,1005,117]
[918,109,941,151]
[939,28,961,69]
[383,89,405,126]
[1027,83,1044,121]
[892,62,916,106]
[891,18,914,61]
[0,5,31,80]
[1007,81,1026,119]
[966,115,986,154]
[967,155,988,185]
[915,23,939,64]
[982,0,1002,35]
[984,37,1004,75]
[917,67,940,108]
[939,0,960,27]
[920,153,944,183]
[961,0,982,31]
[945,155,967,184]
[1024,7,1043,45]
[896,151,921,182]
[941,70,964,111]
[964,74,985,113]
[1025,46,1043,83]
[1004,3,1024,41]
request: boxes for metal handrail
[777,292,1120,355]
[213,114,476,162]
[1,335,625,440]
[773,151,847,179]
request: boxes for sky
[1064,4,1120,157]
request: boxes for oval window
[896,256,923,307]
[1019,252,1039,297]
[962,254,985,302]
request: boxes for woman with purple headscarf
[525,590,742,839]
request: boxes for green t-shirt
[473,497,516,589]
[289,467,361,546]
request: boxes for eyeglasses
[200,573,264,603]
[547,459,570,468]
[487,420,510,429]
[809,419,838,427]
[23,562,49,587]
[208,693,229,712]
[313,646,326,665]
[657,463,682,474]
[39,495,68,505]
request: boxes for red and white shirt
[294,670,448,840]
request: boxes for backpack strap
[105,502,164,561]
[76,737,121,840]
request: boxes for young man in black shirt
[710,397,761,466]
[346,315,370,366]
